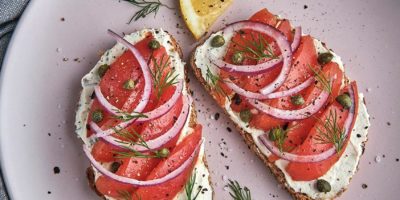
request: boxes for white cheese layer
[194,30,370,198]
[74,29,212,200]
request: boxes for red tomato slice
[95,156,161,198]
[285,83,358,181]
[134,125,203,200]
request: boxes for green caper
[97,64,110,78]
[123,79,135,90]
[110,162,121,173]
[211,35,225,47]
[335,93,352,109]
[148,39,160,50]
[92,109,104,123]
[268,127,281,141]
[317,52,333,65]
[291,94,305,106]
[157,148,170,158]
[239,109,252,123]
[232,52,244,64]
[316,179,331,193]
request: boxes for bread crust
[83,30,213,199]
[189,34,368,200]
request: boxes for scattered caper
[97,64,109,78]
[148,39,160,50]
[317,52,333,65]
[211,35,225,47]
[123,79,135,90]
[291,94,305,106]
[316,179,331,193]
[92,110,104,123]
[335,93,352,109]
[157,148,170,158]
[268,128,281,141]
[239,109,252,123]
[232,52,244,64]
[110,162,121,173]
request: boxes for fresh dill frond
[185,170,202,200]
[112,109,148,121]
[123,0,173,24]
[309,65,332,93]
[205,66,229,99]
[226,179,252,200]
[232,32,277,61]
[314,109,346,153]
[150,54,179,100]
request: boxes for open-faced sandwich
[190,8,370,199]
[75,29,212,200]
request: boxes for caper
[157,148,170,158]
[110,162,121,173]
[335,93,352,109]
[123,79,135,90]
[317,52,333,65]
[92,109,104,123]
[268,128,281,141]
[232,52,244,64]
[97,64,110,78]
[291,94,305,106]
[148,39,160,49]
[239,109,252,123]
[316,179,331,193]
[211,35,225,47]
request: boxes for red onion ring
[258,84,358,162]
[93,95,192,151]
[224,77,314,100]
[93,30,152,116]
[290,26,302,52]
[83,137,203,186]
[248,89,330,120]
[208,21,292,76]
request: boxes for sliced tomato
[134,125,202,200]
[285,83,358,181]
[95,156,161,198]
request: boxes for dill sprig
[226,179,252,200]
[232,32,277,61]
[123,0,173,24]
[309,65,332,93]
[205,66,229,99]
[314,109,346,153]
[150,54,179,100]
[112,109,148,121]
[112,128,167,159]
[117,190,142,200]
[185,170,202,200]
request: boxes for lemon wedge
[180,0,233,40]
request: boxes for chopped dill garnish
[112,109,148,121]
[123,0,173,24]
[314,109,346,153]
[226,179,252,200]
[205,66,229,99]
[232,32,278,61]
[150,54,179,100]
[185,169,202,200]
[309,65,332,93]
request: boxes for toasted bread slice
[189,11,370,199]
[75,29,213,200]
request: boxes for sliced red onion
[95,95,191,151]
[258,84,357,162]
[290,26,301,52]
[224,77,314,100]
[248,89,330,120]
[83,137,203,186]
[208,21,292,75]
[93,30,152,116]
